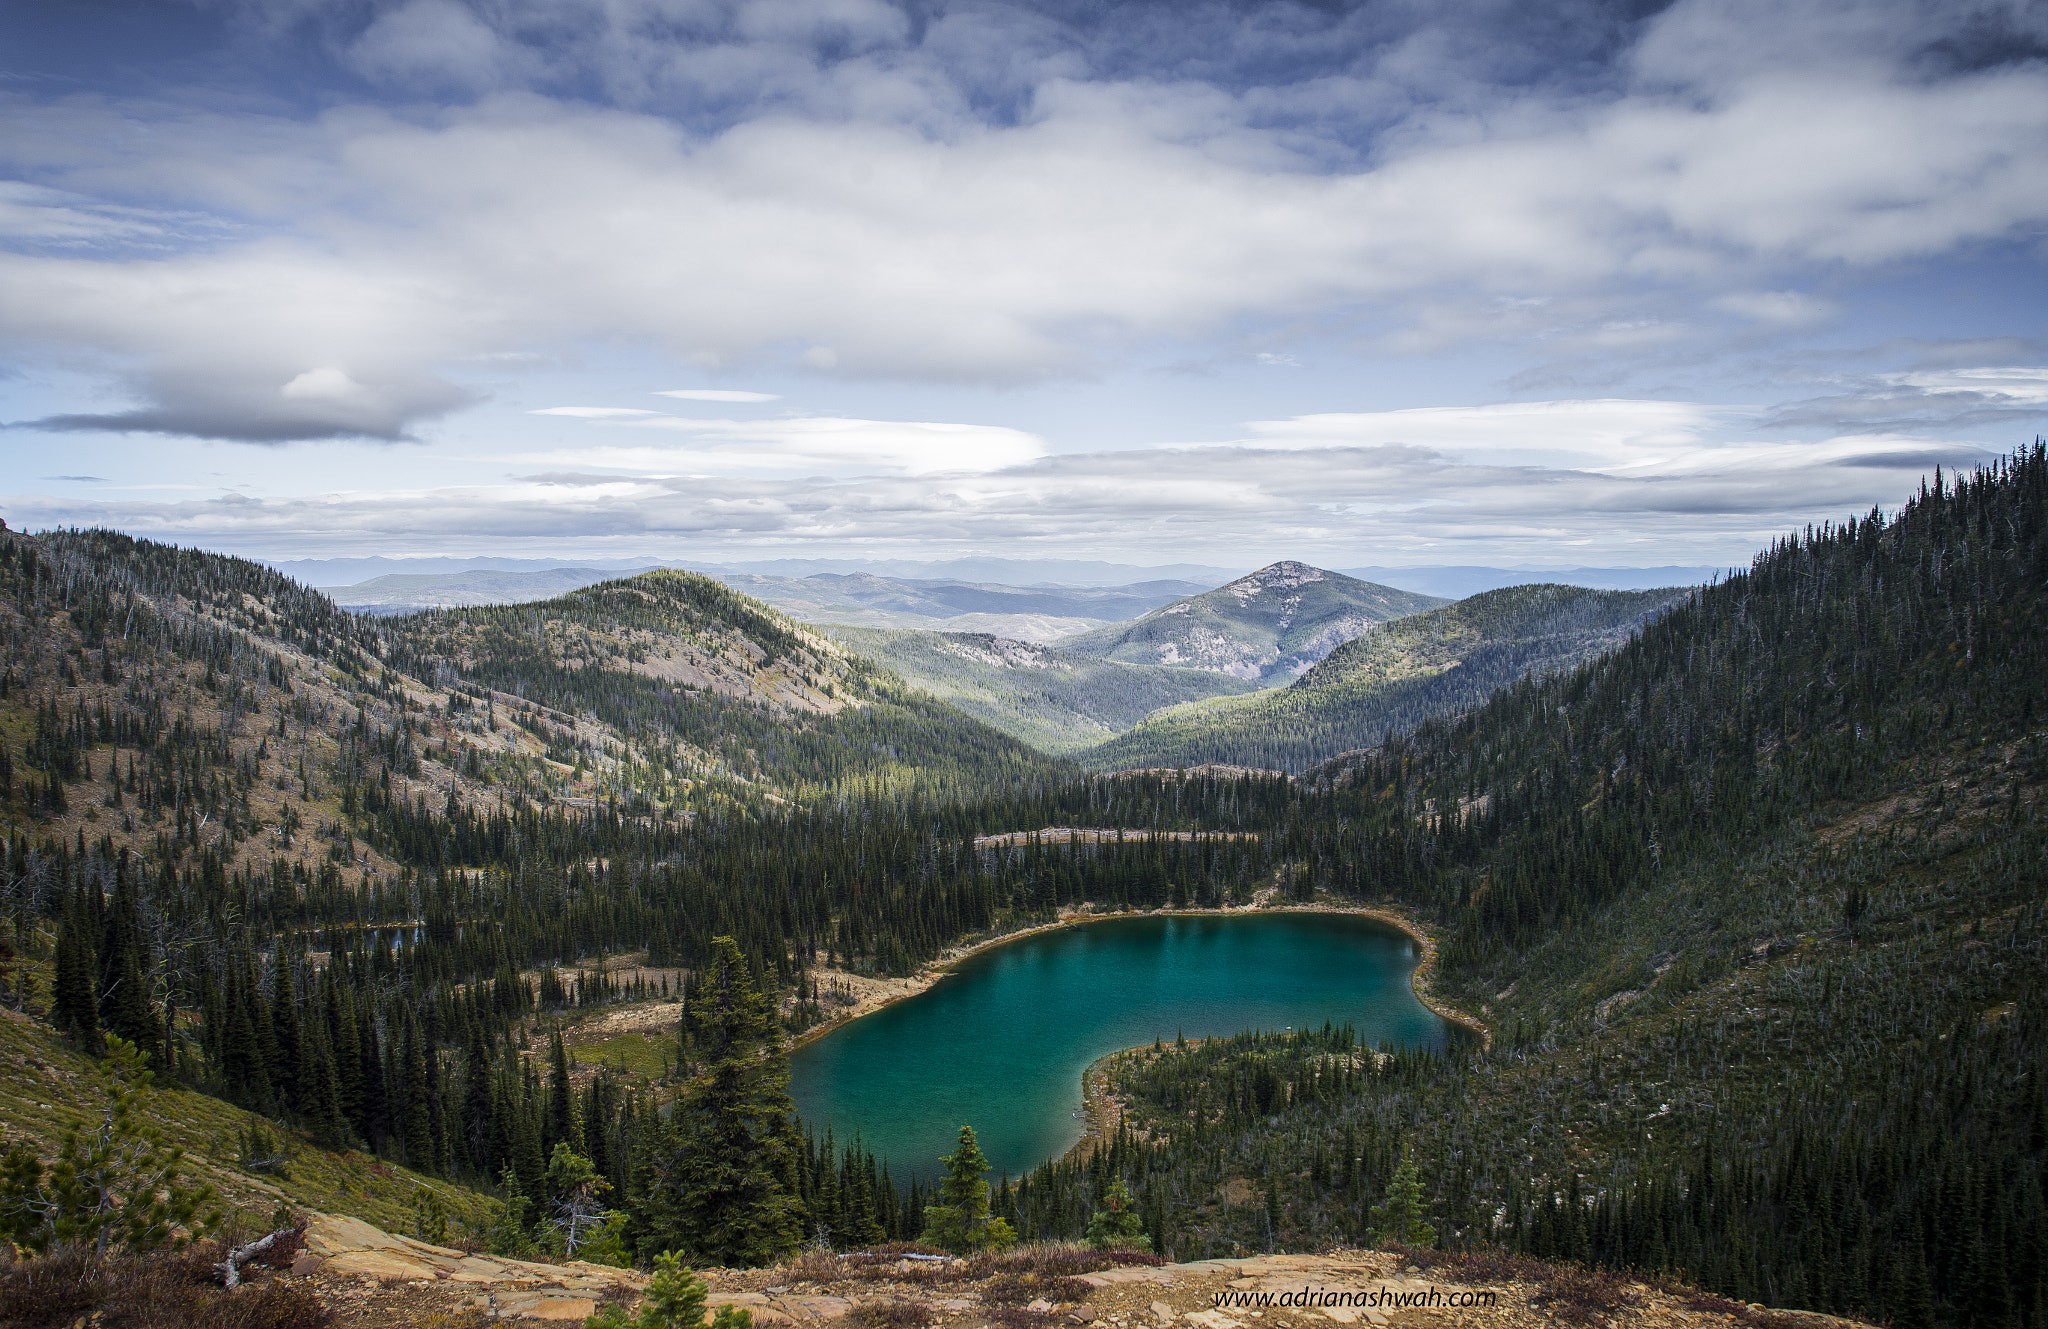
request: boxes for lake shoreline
[785,896,1492,1060]
[1051,900,1491,1168]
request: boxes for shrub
[0,1036,222,1261]
[585,1252,754,1329]
[1531,1266,1639,1325]
[0,1239,330,1329]
[857,1299,933,1329]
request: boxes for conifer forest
[1,445,2045,1329]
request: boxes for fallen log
[216,1227,296,1288]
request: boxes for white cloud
[531,406,662,417]
[7,398,2003,565]
[1241,399,1736,470]
[345,0,525,93]
[655,389,781,402]
[1765,365,2048,432]
[511,411,1047,475]
[1712,290,1835,328]
[3,13,2046,442]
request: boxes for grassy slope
[1078,584,1688,773]
[1058,563,1446,682]
[821,626,1260,756]
[0,1017,495,1234]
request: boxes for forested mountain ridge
[1057,562,1445,682]
[821,626,1260,755]
[1078,584,1688,773]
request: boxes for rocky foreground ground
[279,1213,1873,1329]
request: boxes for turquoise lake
[787,912,1448,1179]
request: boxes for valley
[0,448,2042,1329]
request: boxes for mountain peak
[1059,563,1445,682]
[1225,561,1328,596]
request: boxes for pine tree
[1084,1177,1149,1251]
[329,975,364,1133]
[220,967,270,1109]
[642,936,801,1267]
[52,903,99,1051]
[547,1029,582,1157]
[402,1016,434,1173]
[246,957,283,1113]
[463,1030,496,1175]
[1369,1145,1438,1248]
[100,868,156,1069]
[923,1124,1015,1253]
[303,1020,350,1148]
[0,1038,222,1261]
[270,955,302,1110]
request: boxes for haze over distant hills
[1338,564,1733,599]
[706,573,1209,641]
[287,553,1729,607]
[276,553,1246,590]
[321,564,1213,640]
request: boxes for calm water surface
[787,912,1446,1178]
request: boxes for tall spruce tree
[303,1019,350,1148]
[546,1029,582,1157]
[269,954,302,1110]
[402,1015,434,1172]
[641,936,801,1266]
[52,899,99,1051]
[463,1029,496,1175]
[100,867,156,1069]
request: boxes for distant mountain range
[321,565,1211,640]
[275,553,1246,590]
[704,573,1210,641]
[1076,582,1689,773]
[1057,562,1446,682]
[282,553,1732,604]
[1337,564,1733,598]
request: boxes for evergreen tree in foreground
[586,1251,755,1329]
[1368,1145,1437,1248]
[0,1036,222,1260]
[923,1124,1016,1254]
[640,936,802,1266]
[1084,1177,1149,1251]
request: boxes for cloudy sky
[2,0,2046,573]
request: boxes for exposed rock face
[298,1212,648,1322]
